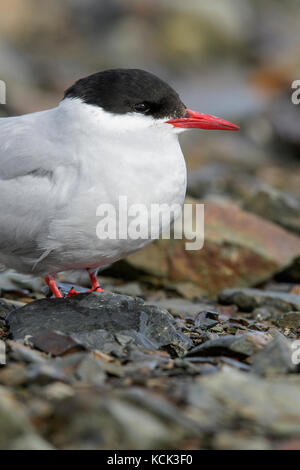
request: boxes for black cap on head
[64,69,186,119]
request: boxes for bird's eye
[133,103,150,113]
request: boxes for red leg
[45,271,103,299]
[87,269,104,292]
[45,275,63,298]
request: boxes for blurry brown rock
[118,200,300,298]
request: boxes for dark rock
[251,334,295,376]
[187,332,269,359]
[194,311,219,330]
[6,292,192,356]
[219,288,300,313]
[31,331,86,356]
[70,329,129,358]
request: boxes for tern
[0,69,239,297]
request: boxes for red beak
[166,109,240,131]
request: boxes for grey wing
[0,111,61,180]
[0,112,73,272]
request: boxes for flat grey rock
[187,332,269,359]
[251,334,296,376]
[145,298,215,318]
[219,288,300,313]
[6,292,191,356]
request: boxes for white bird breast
[0,98,187,274]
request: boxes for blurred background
[0,0,299,196]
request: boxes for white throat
[57,97,187,208]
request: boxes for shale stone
[6,292,191,356]
[251,334,295,376]
[187,332,269,359]
[219,288,300,313]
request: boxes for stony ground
[1,269,300,450]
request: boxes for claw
[89,286,104,293]
[67,287,80,297]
